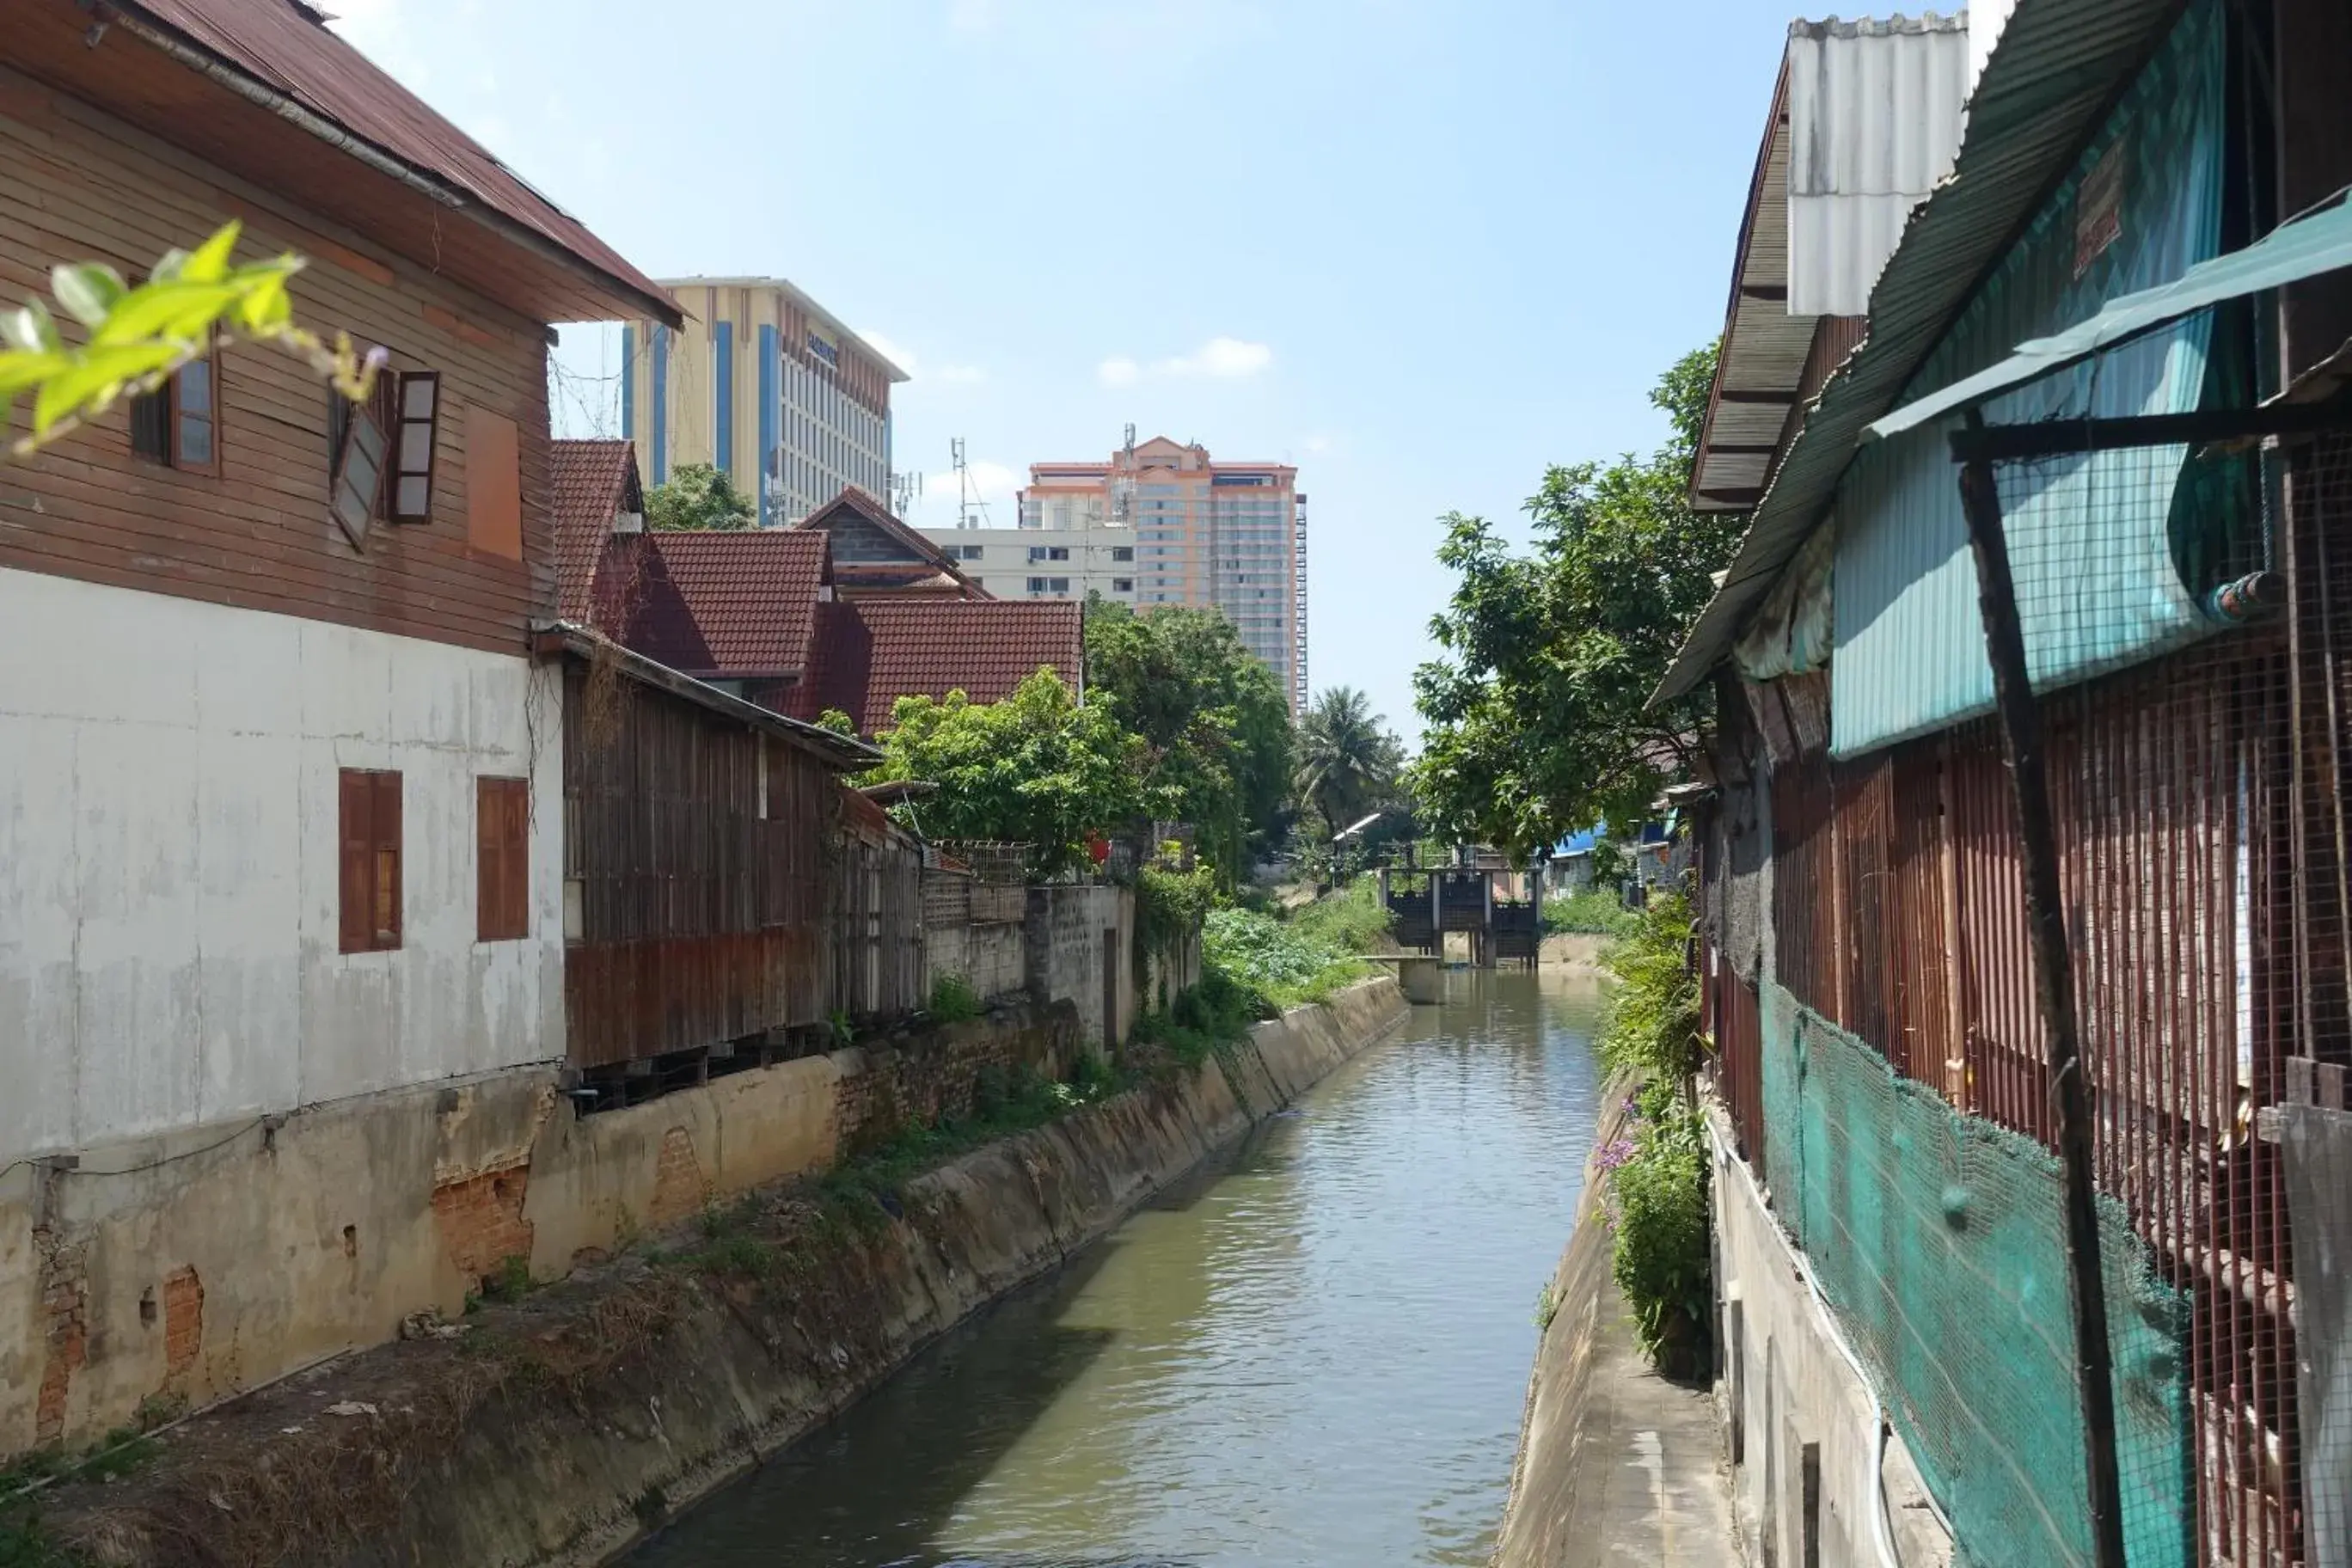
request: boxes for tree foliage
[1412,343,1738,855]
[0,221,377,459]
[646,462,756,531]
[1294,685,1405,841]
[861,670,1148,879]
[1081,600,1291,885]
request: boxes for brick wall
[832,1001,1082,1155]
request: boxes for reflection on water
[628,970,1603,1568]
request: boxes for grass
[1543,886,1639,938]
[925,973,983,1023]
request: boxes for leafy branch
[0,221,381,458]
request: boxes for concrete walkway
[1493,1088,1740,1568]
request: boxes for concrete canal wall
[36,978,1407,1568]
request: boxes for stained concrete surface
[1494,1083,1739,1568]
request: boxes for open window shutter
[373,771,403,945]
[330,397,390,549]
[504,783,530,939]
[339,770,372,953]
[476,777,500,940]
[390,371,440,523]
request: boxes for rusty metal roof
[1655,0,2193,705]
[95,0,677,325]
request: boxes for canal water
[628,969,1605,1568]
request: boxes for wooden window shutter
[339,769,373,953]
[390,371,441,523]
[372,770,403,946]
[477,776,529,941]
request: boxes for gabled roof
[16,0,678,327]
[787,598,1083,735]
[791,487,987,597]
[1655,0,2196,706]
[620,530,830,679]
[550,440,640,624]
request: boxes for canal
[628,969,1605,1568]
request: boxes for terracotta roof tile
[789,598,1083,734]
[792,487,989,598]
[622,530,829,678]
[549,439,636,623]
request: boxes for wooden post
[1953,413,2127,1568]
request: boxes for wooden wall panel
[0,64,555,655]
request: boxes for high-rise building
[919,436,1308,713]
[620,277,907,528]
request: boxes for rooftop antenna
[951,438,989,529]
[1112,422,1136,526]
[891,469,923,519]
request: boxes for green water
[628,969,1604,1568]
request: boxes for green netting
[1759,982,2193,1568]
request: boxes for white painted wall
[0,567,565,1163]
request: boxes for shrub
[1202,907,1365,1011]
[927,973,983,1023]
[1542,886,1638,938]
[1610,1093,1712,1375]
[1286,874,1394,955]
[1596,891,1699,1081]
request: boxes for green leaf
[90,281,239,348]
[28,343,184,434]
[179,222,242,285]
[0,350,70,398]
[50,263,126,327]
[1,300,61,355]
[232,272,292,333]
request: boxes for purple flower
[1596,1136,1638,1173]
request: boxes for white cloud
[1302,433,1333,455]
[1158,335,1272,378]
[1099,337,1272,388]
[860,330,918,379]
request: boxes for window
[1047,547,1069,561]
[1029,546,1048,563]
[129,356,220,474]
[1111,546,1134,562]
[1027,575,1048,593]
[329,389,391,549]
[476,776,530,942]
[390,371,441,522]
[1112,578,1134,593]
[339,769,402,953]
[955,544,983,561]
[1049,576,1069,593]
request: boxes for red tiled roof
[621,530,830,678]
[550,439,637,624]
[118,0,677,322]
[788,597,1083,735]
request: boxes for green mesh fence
[1759,982,2193,1568]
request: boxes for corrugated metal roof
[1786,15,1971,315]
[1654,0,2196,707]
[120,0,678,324]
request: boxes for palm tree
[1295,686,1395,842]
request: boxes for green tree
[1293,686,1400,842]
[1082,600,1292,885]
[863,669,1149,879]
[1412,342,1737,855]
[646,462,756,531]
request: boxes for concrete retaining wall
[1711,1108,1951,1568]
[40,979,1408,1568]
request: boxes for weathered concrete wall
[0,1004,1078,1459]
[40,979,1410,1568]
[1024,884,1137,1050]
[0,569,566,1162]
[1711,1108,1951,1568]
[1494,1082,1737,1568]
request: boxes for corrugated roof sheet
[549,439,637,624]
[790,598,1084,735]
[1655,0,2193,706]
[1786,15,1971,315]
[120,0,676,322]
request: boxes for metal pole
[1953,413,2128,1568]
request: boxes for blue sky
[331,0,1792,743]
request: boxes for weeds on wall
[925,973,984,1024]
[1596,892,1712,1376]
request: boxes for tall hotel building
[620,277,907,527]
[920,435,1308,714]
